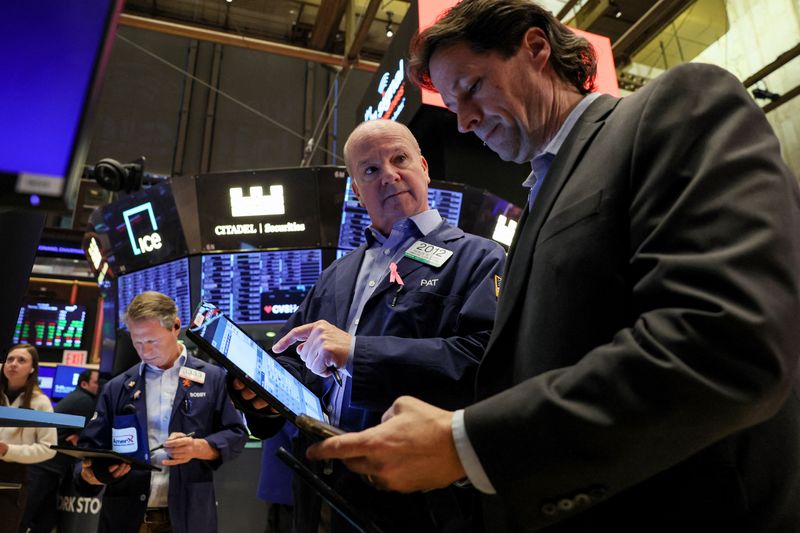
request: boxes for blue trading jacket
[76,354,247,533]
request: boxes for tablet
[276,447,386,533]
[50,445,161,471]
[186,301,330,425]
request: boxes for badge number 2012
[404,240,454,268]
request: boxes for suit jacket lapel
[122,369,149,434]
[488,95,620,352]
[334,246,366,327]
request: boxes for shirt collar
[364,209,443,246]
[139,344,188,376]
[523,92,602,188]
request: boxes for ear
[420,155,431,184]
[522,27,551,73]
[351,179,362,204]
[29,368,34,374]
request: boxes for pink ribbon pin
[389,262,404,286]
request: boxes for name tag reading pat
[404,240,454,268]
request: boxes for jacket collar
[491,94,620,347]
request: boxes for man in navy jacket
[237,119,506,532]
[77,291,248,533]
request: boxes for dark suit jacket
[77,355,248,533]
[244,220,506,533]
[464,64,800,531]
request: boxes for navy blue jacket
[77,354,248,533]
[245,220,506,532]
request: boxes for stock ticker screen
[13,302,88,349]
[117,257,192,330]
[337,177,464,250]
[201,249,322,324]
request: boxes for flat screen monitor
[52,365,85,399]
[12,302,88,349]
[337,177,463,250]
[201,249,322,324]
[37,366,57,398]
[195,168,328,252]
[117,257,191,330]
[86,180,188,274]
[0,0,123,211]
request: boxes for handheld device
[276,447,386,533]
[50,445,161,472]
[295,415,346,439]
[186,301,343,437]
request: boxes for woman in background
[0,344,56,533]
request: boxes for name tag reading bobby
[404,240,454,268]
[179,366,206,385]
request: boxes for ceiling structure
[121,0,415,69]
[119,0,718,84]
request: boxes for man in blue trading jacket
[76,291,248,533]
[235,119,506,533]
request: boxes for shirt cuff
[341,336,355,378]
[451,409,496,494]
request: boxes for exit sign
[63,350,88,366]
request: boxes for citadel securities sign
[230,185,285,217]
[213,185,306,236]
[196,168,332,252]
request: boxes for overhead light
[226,0,233,3]
[385,11,394,38]
[609,0,622,18]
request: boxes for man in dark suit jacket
[236,119,506,533]
[307,1,800,531]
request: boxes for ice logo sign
[230,185,285,217]
[122,202,162,256]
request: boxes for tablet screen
[189,302,326,423]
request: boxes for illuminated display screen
[37,366,57,398]
[196,169,325,252]
[201,249,322,324]
[189,302,327,422]
[337,177,463,250]
[52,365,84,399]
[0,0,121,210]
[13,303,87,349]
[117,257,191,330]
[87,180,188,275]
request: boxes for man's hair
[78,368,97,386]
[408,0,597,94]
[123,291,179,330]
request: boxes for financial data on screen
[191,307,325,422]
